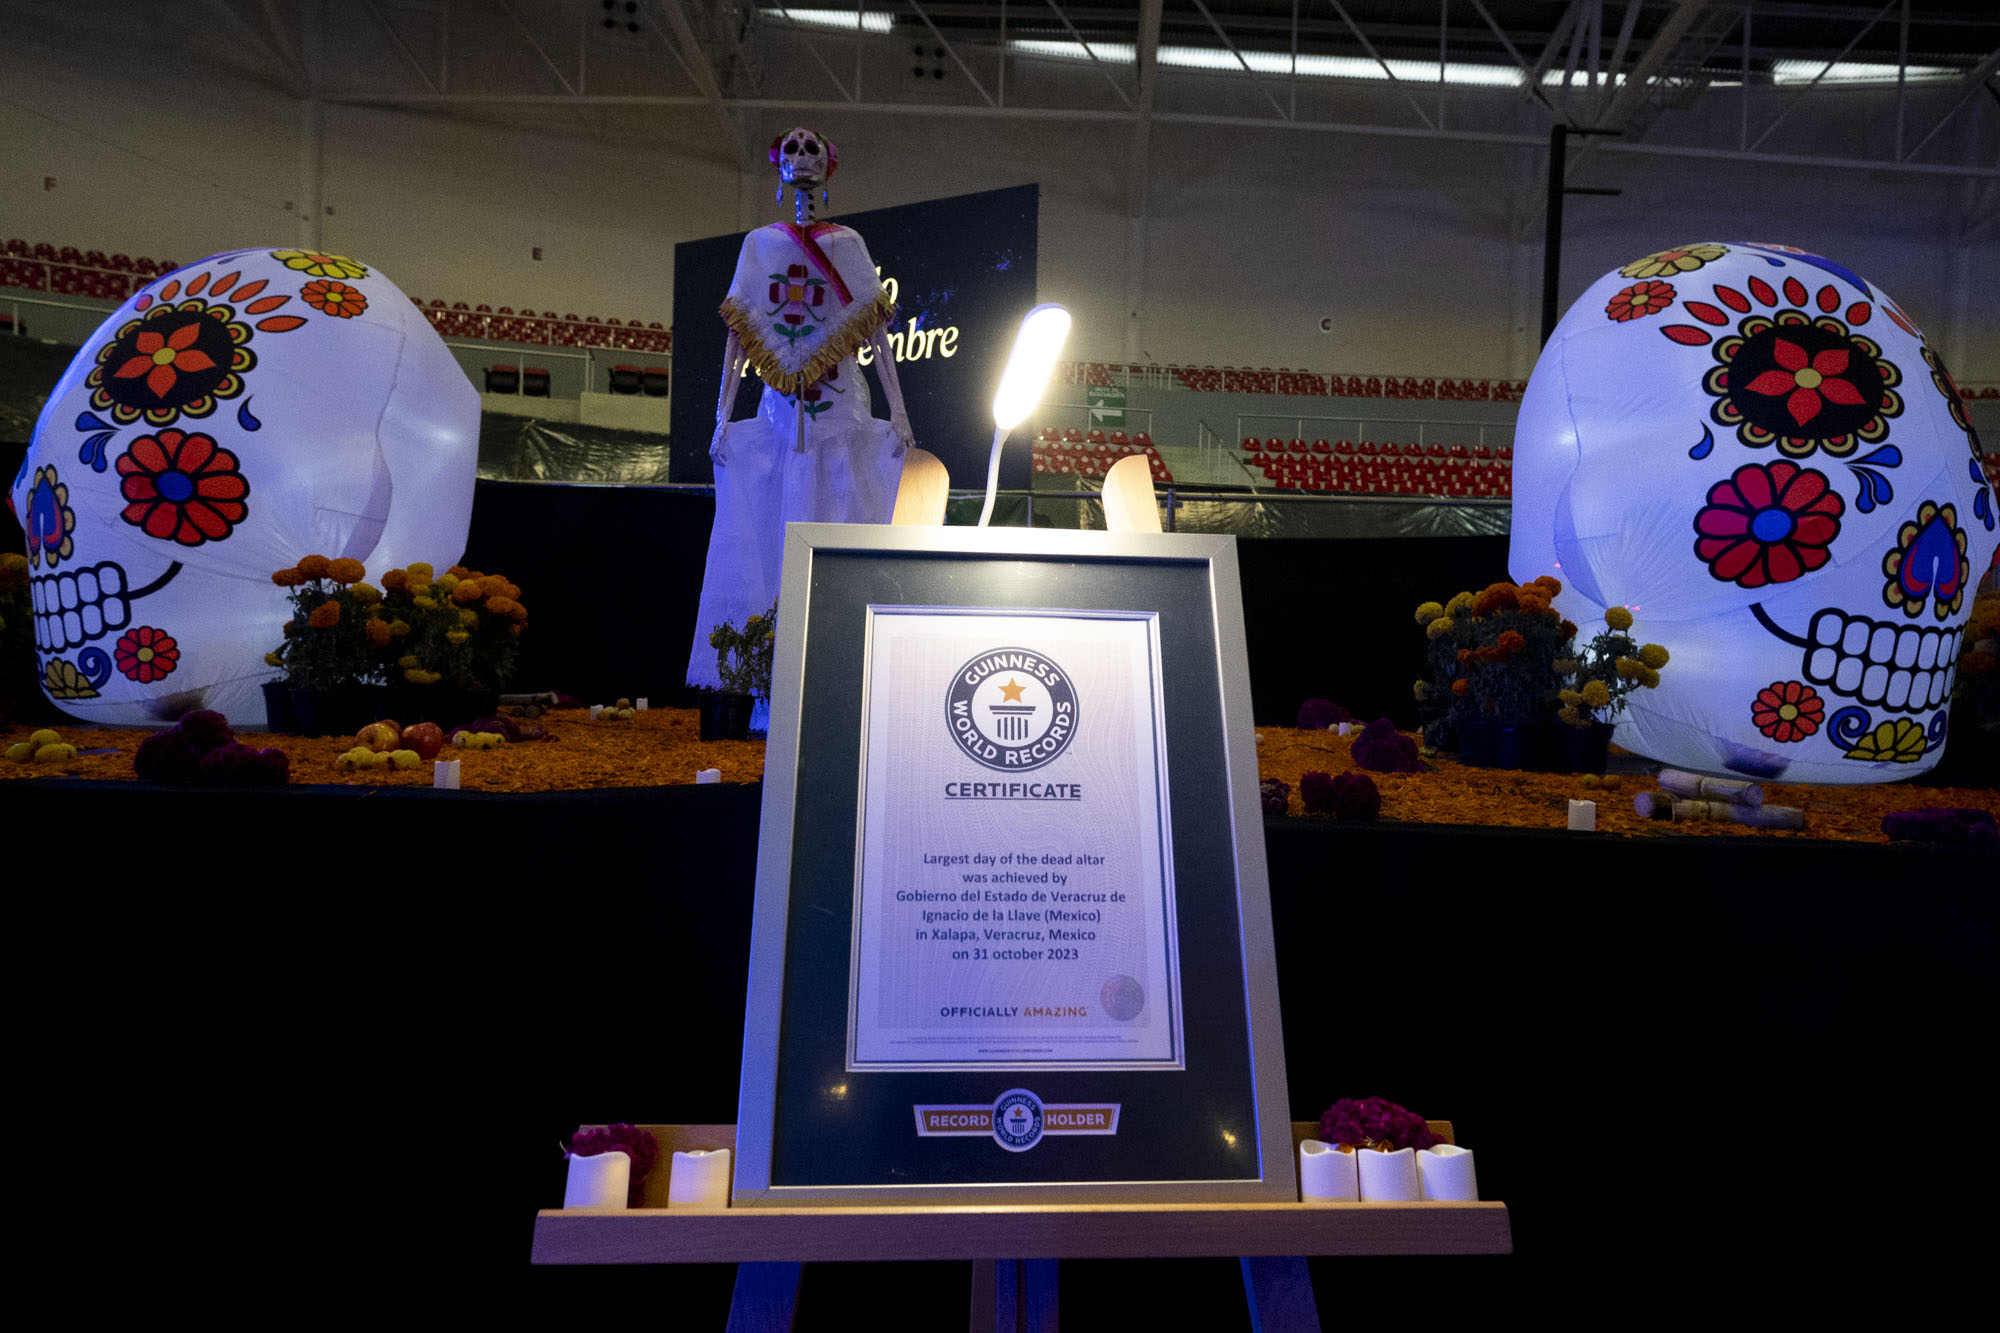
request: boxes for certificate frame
[733,525,1292,1206]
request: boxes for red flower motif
[115,429,251,546]
[116,626,181,684]
[1693,461,1844,588]
[1605,280,1674,322]
[1738,336,1867,428]
[111,321,218,401]
[1751,680,1824,743]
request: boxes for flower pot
[1457,718,1522,770]
[289,684,389,737]
[261,680,299,734]
[1557,721,1614,775]
[698,692,756,741]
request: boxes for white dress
[685,222,910,690]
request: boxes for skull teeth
[29,563,131,653]
[1804,609,1959,715]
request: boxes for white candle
[668,1148,731,1208]
[588,705,604,719]
[1336,721,1352,736]
[1298,1139,1359,1202]
[636,698,649,710]
[1417,1145,1479,1201]
[1568,798,1596,831]
[696,768,722,784]
[1356,1147,1420,1201]
[432,759,460,790]
[563,1149,631,1209]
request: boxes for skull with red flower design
[1510,242,1997,783]
[10,247,478,724]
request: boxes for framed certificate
[734,526,1292,1204]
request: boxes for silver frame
[733,524,1293,1206]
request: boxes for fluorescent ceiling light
[1007,39,1525,89]
[1771,59,1957,84]
[770,7,894,35]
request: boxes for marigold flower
[327,557,366,584]
[1557,706,1584,726]
[264,651,283,667]
[307,600,341,629]
[1559,689,1583,707]
[459,609,479,627]
[451,581,482,605]
[398,654,421,669]
[1496,630,1525,656]
[365,619,393,647]
[412,596,437,610]
[436,573,460,592]
[1517,594,1550,617]
[389,619,411,638]
[297,554,331,580]
[1426,616,1454,640]
[509,623,523,637]
[1639,667,1661,689]
[0,552,25,574]
[271,567,305,587]
[1615,657,1642,679]
[403,668,441,685]
[1639,643,1670,669]
[1473,584,1519,617]
[510,604,529,624]
[408,562,434,579]
[447,630,470,645]
[445,565,475,580]
[351,582,381,605]
[1532,574,1563,596]
[484,595,518,617]
[1605,606,1634,630]
[1457,649,1473,665]
[1559,620,1578,639]
[1452,678,1469,696]
[1445,591,1476,616]
[1414,601,1444,625]
[1552,658,1579,674]
[1581,680,1611,708]
[381,569,409,593]
[1413,680,1429,700]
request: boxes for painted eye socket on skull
[784,139,800,155]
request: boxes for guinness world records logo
[991,1088,1046,1152]
[946,646,1079,771]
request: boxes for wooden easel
[534,1123,1509,1332]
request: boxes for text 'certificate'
[849,608,1183,1071]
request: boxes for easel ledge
[533,1122,1511,1265]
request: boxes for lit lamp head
[980,304,1071,527]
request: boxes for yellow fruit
[6,743,35,762]
[34,742,77,762]
[29,729,61,747]
[389,749,421,770]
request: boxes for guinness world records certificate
[851,609,1182,1070]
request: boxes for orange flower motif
[308,600,341,628]
[300,279,368,318]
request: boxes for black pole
[1541,123,1567,348]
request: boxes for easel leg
[726,1261,802,1333]
[970,1258,1059,1333]
[1241,1256,1320,1333]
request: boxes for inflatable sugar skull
[1511,242,1996,783]
[10,247,478,725]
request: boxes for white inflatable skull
[1512,242,1996,783]
[11,246,479,725]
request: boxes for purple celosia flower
[569,1123,661,1207]
[134,728,201,785]
[1296,698,1353,731]
[1351,717,1421,774]
[197,742,290,786]
[175,709,236,755]
[1882,807,1998,843]
[1318,1096,1442,1152]
[1259,778,1290,818]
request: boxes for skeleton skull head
[768,126,837,188]
[1511,242,1996,783]
[10,247,478,725]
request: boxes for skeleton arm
[868,326,913,458]
[712,329,746,464]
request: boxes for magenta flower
[1693,461,1844,588]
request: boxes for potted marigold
[700,606,775,741]
[1551,606,1670,773]
[1414,576,1575,769]
[265,554,391,735]
[375,562,528,730]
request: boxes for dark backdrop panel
[671,185,1040,492]
[12,780,1991,1328]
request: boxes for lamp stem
[977,423,1009,527]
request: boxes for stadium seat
[642,367,670,397]
[608,365,642,395]
[484,365,520,394]
[524,367,551,397]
